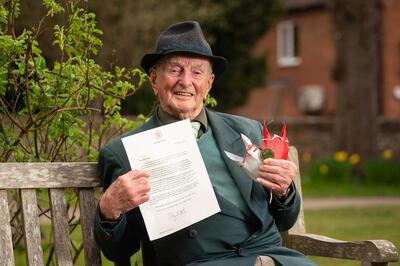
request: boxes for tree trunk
[331,0,381,161]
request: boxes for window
[277,21,301,67]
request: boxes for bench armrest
[287,233,399,263]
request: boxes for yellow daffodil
[382,149,393,160]
[319,164,329,174]
[334,151,348,162]
[349,153,360,165]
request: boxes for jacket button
[237,247,245,256]
[188,229,198,238]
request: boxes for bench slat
[0,163,101,189]
[282,147,306,246]
[50,188,73,266]
[288,147,306,234]
[0,190,15,266]
[20,189,44,266]
[79,188,102,266]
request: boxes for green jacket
[94,109,315,266]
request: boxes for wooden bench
[0,147,398,265]
[0,163,101,266]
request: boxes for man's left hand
[256,158,297,198]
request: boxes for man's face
[150,55,215,120]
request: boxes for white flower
[224,134,262,181]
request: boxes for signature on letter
[168,208,187,222]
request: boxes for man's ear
[149,68,159,96]
[206,73,215,94]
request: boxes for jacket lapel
[206,109,270,225]
[206,110,254,207]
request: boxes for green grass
[301,177,400,265]
[301,178,400,197]
[305,206,400,266]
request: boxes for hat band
[158,45,212,57]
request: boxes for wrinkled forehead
[158,54,212,70]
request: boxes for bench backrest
[0,162,103,266]
[0,147,304,265]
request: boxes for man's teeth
[175,92,193,96]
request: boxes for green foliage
[363,158,400,185]
[0,0,148,163]
[204,93,217,108]
[305,157,353,183]
[303,149,400,194]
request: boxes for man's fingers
[258,166,293,184]
[256,177,286,193]
[257,158,295,196]
[131,180,151,195]
[136,193,150,205]
[262,158,297,171]
[259,159,296,181]
[256,177,290,196]
[256,177,280,191]
[127,191,150,207]
[119,170,150,190]
[126,170,150,179]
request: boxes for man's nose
[179,71,192,87]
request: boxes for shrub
[363,158,400,185]
[306,157,353,183]
[303,149,400,186]
[0,0,148,163]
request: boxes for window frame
[277,20,301,67]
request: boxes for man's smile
[173,91,194,97]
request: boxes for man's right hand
[99,170,150,221]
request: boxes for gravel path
[303,196,400,210]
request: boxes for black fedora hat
[140,21,228,78]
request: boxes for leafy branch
[0,0,149,163]
[1,0,151,264]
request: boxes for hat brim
[141,51,228,78]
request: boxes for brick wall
[236,8,336,118]
[233,0,400,119]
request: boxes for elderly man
[94,21,315,266]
